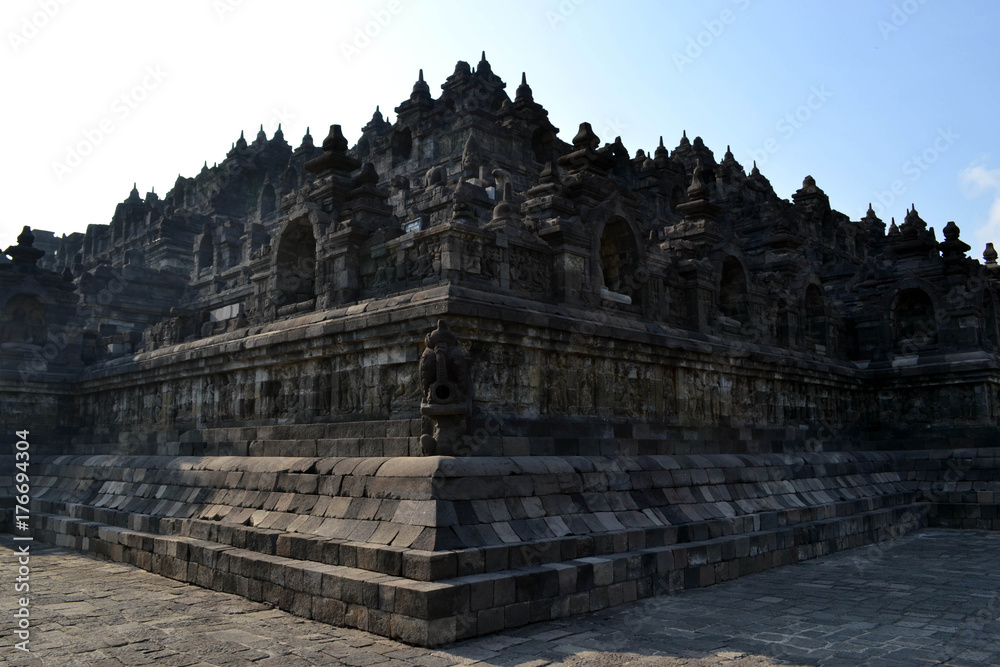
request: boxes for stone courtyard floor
[1,529,999,667]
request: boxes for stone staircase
[6,449,938,646]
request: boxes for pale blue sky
[3,0,998,259]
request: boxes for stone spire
[296,127,315,153]
[476,51,492,77]
[654,136,668,160]
[474,51,501,85]
[861,202,886,237]
[514,72,533,104]
[126,183,142,203]
[362,106,389,135]
[410,69,431,102]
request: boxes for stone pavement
[1,529,998,667]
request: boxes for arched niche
[775,299,794,347]
[669,185,685,212]
[893,288,937,352]
[531,127,555,164]
[598,217,641,302]
[275,219,316,306]
[391,127,412,164]
[718,257,748,324]
[1,294,46,345]
[197,233,214,271]
[804,284,827,346]
[260,183,277,219]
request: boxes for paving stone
[4,529,1000,666]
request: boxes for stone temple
[2,55,999,646]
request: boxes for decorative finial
[984,243,998,265]
[16,226,35,247]
[943,220,961,241]
[322,124,348,153]
[571,122,600,151]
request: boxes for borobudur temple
[2,55,999,646]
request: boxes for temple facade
[3,55,999,645]
[5,54,998,453]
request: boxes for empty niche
[718,257,748,324]
[275,219,316,305]
[893,288,936,352]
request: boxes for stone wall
[63,282,999,455]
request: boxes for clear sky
[3,0,998,261]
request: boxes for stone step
[21,500,929,646]
[33,485,918,583]
[14,448,995,646]
[28,454,914,553]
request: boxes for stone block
[311,596,346,625]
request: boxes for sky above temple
[3,0,999,259]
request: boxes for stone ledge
[18,501,929,647]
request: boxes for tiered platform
[11,447,963,646]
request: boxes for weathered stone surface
[2,57,997,455]
[4,55,1000,647]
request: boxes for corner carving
[418,320,470,455]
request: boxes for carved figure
[418,320,470,455]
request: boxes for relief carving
[418,320,470,456]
